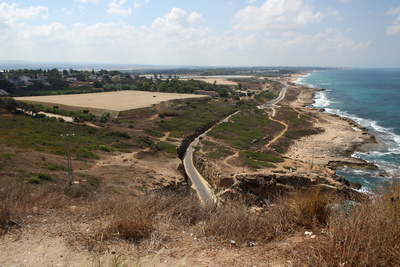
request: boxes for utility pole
[61,133,74,185]
[311,147,314,170]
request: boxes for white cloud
[271,28,371,53]
[0,2,48,26]
[246,0,258,3]
[134,0,150,9]
[107,0,132,16]
[151,8,202,30]
[234,0,324,33]
[386,7,400,35]
[74,0,99,4]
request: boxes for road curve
[258,82,289,109]
[184,132,216,205]
[183,112,239,205]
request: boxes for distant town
[0,66,321,98]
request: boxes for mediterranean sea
[297,68,400,190]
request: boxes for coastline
[286,73,379,183]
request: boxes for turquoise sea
[296,69,400,190]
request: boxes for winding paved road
[183,132,216,205]
[183,113,239,205]
[183,82,290,204]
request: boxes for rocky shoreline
[193,83,379,203]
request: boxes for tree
[93,80,103,88]
[3,97,17,113]
[218,88,229,98]
[237,82,242,91]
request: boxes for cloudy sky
[1,0,399,67]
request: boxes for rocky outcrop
[192,152,363,206]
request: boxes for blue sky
[1,0,399,67]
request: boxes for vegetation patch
[240,151,284,169]
[158,109,180,118]
[209,111,279,150]
[156,102,235,138]
[44,163,68,171]
[207,148,235,159]
[99,145,111,152]
[27,176,41,184]
[240,151,284,163]
[151,142,177,155]
[77,148,100,159]
[144,128,165,138]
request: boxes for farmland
[16,91,209,117]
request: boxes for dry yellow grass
[16,91,209,117]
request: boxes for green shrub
[152,142,177,155]
[77,148,100,159]
[57,117,65,123]
[134,136,154,148]
[27,176,40,184]
[35,172,55,181]
[144,129,165,138]
[240,151,284,163]
[44,163,67,171]
[99,116,107,123]
[36,113,46,119]
[99,145,111,152]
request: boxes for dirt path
[266,113,289,148]
[223,151,239,165]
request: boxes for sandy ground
[282,80,374,177]
[16,91,209,117]
[192,77,242,86]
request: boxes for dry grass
[292,183,400,266]
[281,187,335,227]
[2,175,400,266]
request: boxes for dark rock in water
[350,181,362,190]
[334,176,362,190]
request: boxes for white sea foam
[324,108,400,153]
[323,107,400,179]
[312,91,331,107]
[295,73,311,84]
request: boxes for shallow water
[297,69,400,190]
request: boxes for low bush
[36,172,55,181]
[44,163,68,171]
[281,187,334,227]
[99,145,111,152]
[27,176,41,184]
[144,129,165,138]
[0,205,12,234]
[151,142,177,155]
[77,148,100,159]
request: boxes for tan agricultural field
[16,91,209,117]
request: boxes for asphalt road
[183,133,216,205]
[183,84,290,204]
[183,112,239,204]
[258,82,289,109]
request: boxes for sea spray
[297,69,400,189]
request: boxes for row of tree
[1,68,233,98]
